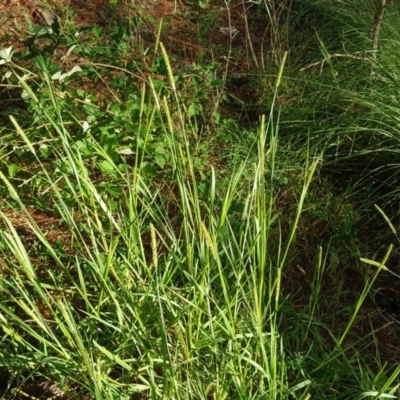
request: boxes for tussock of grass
[1,1,400,399]
[0,53,315,399]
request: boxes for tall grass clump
[0,47,318,399]
[1,30,400,400]
[263,0,400,218]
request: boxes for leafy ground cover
[1,0,400,399]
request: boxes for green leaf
[98,160,115,175]
[155,154,165,169]
[8,164,19,178]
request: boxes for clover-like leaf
[0,46,14,64]
[52,65,83,82]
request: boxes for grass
[1,0,400,399]
[0,56,314,399]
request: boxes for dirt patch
[0,1,271,69]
